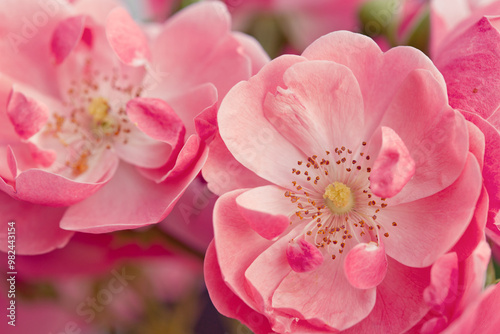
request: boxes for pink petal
[137,134,202,183]
[435,16,500,120]
[263,60,365,154]
[12,158,118,206]
[379,69,469,204]
[218,55,308,188]
[114,98,184,169]
[158,177,216,253]
[106,7,151,66]
[421,316,449,334]
[4,146,17,180]
[463,112,500,227]
[232,31,270,75]
[204,242,274,334]
[443,282,500,334]
[466,120,485,170]
[150,2,252,100]
[236,186,291,240]
[423,252,459,313]
[164,83,218,138]
[72,0,121,24]
[271,251,376,330]
[0,76,18,142]
[2,147,119,206]
[50,15,90,64]
[302,32,446,136]
[7,90,49,140]
[370,126,415,198]
[344,241,388,289]
[379,154,482,267]
[60,143,208,232]
[286,239,324,273]
[454,240,491,317]
[212,189,276,313]
[450,186,489,261]
[194,101,218,144]
[28,142,56,168]
[0,191,73,255]
[202,133,270,196]
[342,258,432,334]
[126,97,184,144]
[430,0,472,56]
[0,0,71,96]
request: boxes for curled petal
[370,126,415,198]
[50,15,90,64]
[286,239,324,273]
[344,241,388,289]
[7,90,49,140]
[236,186,291,240]
[106,7,151,66]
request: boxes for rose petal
[370,126,415,198]
[7,90,49,140]
[106,7,151,66]
[50,15,90,64]
[236,186,291,240]
[0,191,73,255]
[344,240,388,289]
[286,239,324,273]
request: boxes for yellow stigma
[88,97,116,135]
[323,182,355,214]
[88,97,110,123]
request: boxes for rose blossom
[430,0,500,247]
[0,0,268,254]
[204,31,484,332]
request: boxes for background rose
[0,0,268,254]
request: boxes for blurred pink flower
[216,0,368,51]
[1,232,203,333]
[430,0,500,247]
[0,0,268,254]
[204,31,484,332]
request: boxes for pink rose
[204,31,484,332]
[0,0,268,254]
[430,0,500,247]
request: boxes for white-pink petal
[236,186,291,240]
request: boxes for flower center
[88,97,110,123]
[323,182,355,214]
[284,145,399,260]
[34,59,141,178]
[88,97,116,136]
